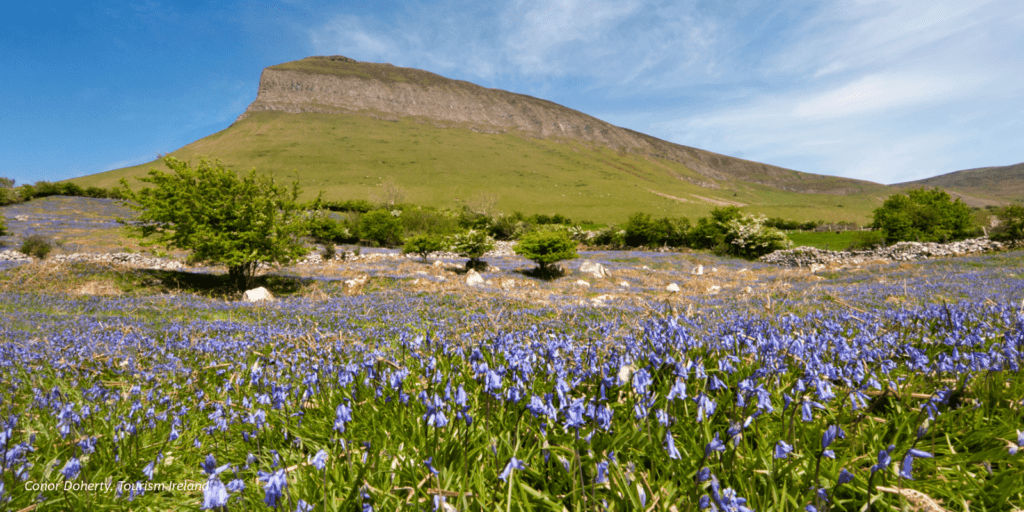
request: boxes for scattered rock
[742,286,754,294]
[666,283,681,293]
[465,269,484,287]
[500,279,516,290]
[14,215,28,221]
[579,260,611,278]
[618,281,630,288]
[242,287,275,303]
[0,250,32,263]
[692,265,704,275]
[707,285,721,295]
[433,260,444,267]
[574,280,591,288]
[345,275,369,288]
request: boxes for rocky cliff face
[237,56,882,195]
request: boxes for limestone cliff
[237,56,881,195]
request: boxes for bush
[687,207,745,250]
[871,188,974,243]
[359,209,405,247]
[721,213,792,259]
[117,156,309,290]
[20,235,53,259]
[0,215,7,237]
[588,225,626,248]
[400,207,459,237]
[321,243,337,261]
[516,230,578,275]
[449,229,494,270]
[623,213,690,248]
[321,199,374,213]
[402,234,445,262]
[308,212,356,244]
[990,204,1024,243]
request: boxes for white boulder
[579,260,611,278]
[465,269,484,287]
[242,287,274,303]
[666,283,681,293]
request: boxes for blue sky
[3,0,1022,187]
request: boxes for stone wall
[760,237,1006,268]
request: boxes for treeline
[0,179,125,206]
[305,203,794,259]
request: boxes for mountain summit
[240,56,879,195]
[73,56,923,222]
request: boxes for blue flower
[201,477,229,510]
[200,454,229,476]
[143,461,155,480]
[258,469,288,508]
[61,457,81,481]
[227,478,245,492]
[665,430,681,460]
[295,499,314,512]
[837,468,855,485]
[704,432,726,457]
[424,457,439,475]
[498,457,527,482]
[871,445,895,475]
[310,449,328,471]
[774,440,793,459]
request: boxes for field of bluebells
[1,198,1023,511]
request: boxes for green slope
[73,111,887,224]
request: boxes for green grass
[785,230,864,250]
[71,111,888,225]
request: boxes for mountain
[73,56,895,223]
[894,163,1024,207]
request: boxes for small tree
[516,229,578,276]
[871,188,974,243]
[117,156,309,290]
[0,214,7,237]
[402,234,445,262]
[990,204,1024,243]
[359,209,404,247]
[722,213,792,258]
[449,229,494,270]
[20,234,53,259]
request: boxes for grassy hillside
[73,111,887,224]
[894,162,1024,206]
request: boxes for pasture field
[784,231,865,251]
[0,198,1022,511]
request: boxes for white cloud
[302,0,1024,183]
[792,73,987,120]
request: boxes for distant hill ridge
[895,162,1024,205]
[71,56,1016,223]
[240,56,879,196]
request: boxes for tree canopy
[871,188,974,243]
[118,156,309,290]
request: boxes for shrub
[516,229,578,275]
[623,213,690,248]
[871,188,974,243]
[400,207,459,237]
[449,229,494,270]
[402,234,445,262]
[321,243,337,261]
[0,215,7,237]
[308,212,356,244]
[359,209,405,247]
[589,225,626,248]
[990,204,1024,243]
[687,207,745,250]
[20,235,53,259]
[117,156,309,290]
[721,213,792,259]
[321,199,374,213]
